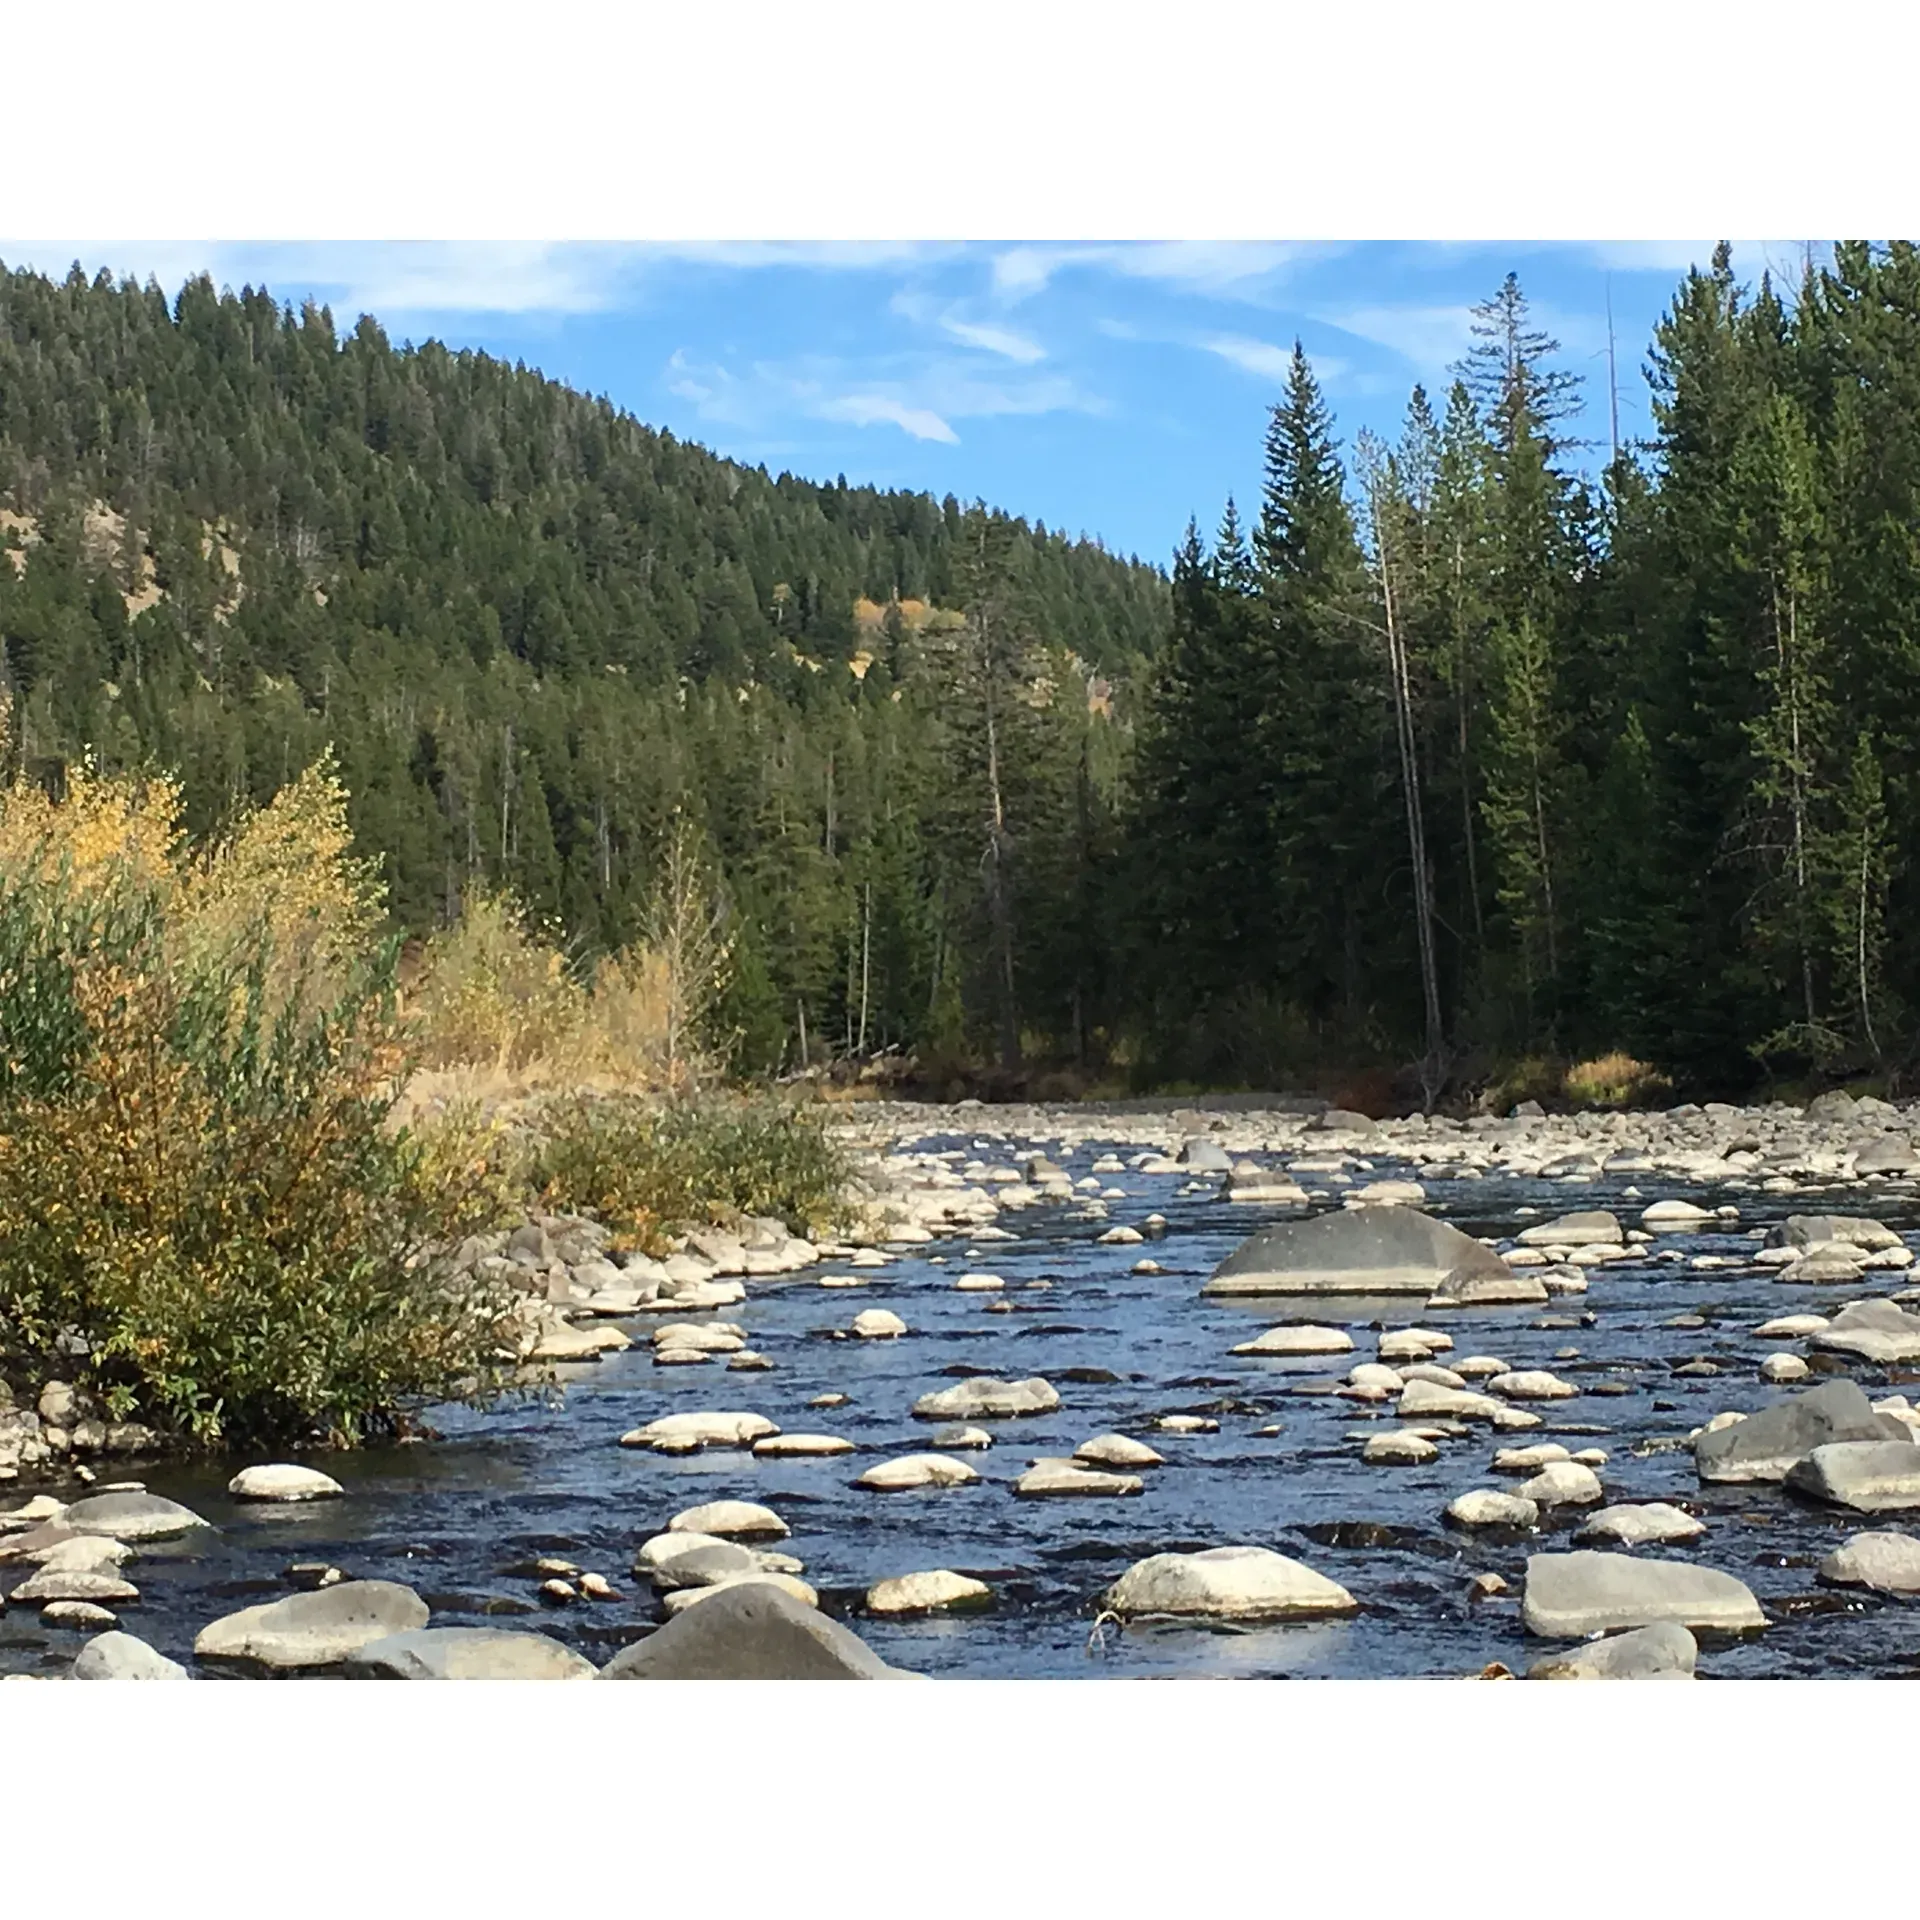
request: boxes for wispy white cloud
[939,315,1043,363]
[1204,334,1293,381]
[663,346,1101,446]
[1319,303,1478,372]
[890,287,1047,364]
[646,240,955,272]
[817,392,958,443]
[990,241,1320,304]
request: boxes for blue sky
[0,239,1828,568]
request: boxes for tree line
[5,247,1920,1097]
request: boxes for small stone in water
[286,1563,344,1590]
[809,1393,849,1409]
[579,1572,617,1600]
[1157,1414,1219,1434]
[538,1578,577,1603]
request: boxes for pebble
[1364,1430,1439,1465]
[852,1308,908,1339]
[1157,1415,1219,1434]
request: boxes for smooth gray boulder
[1785,1441,1920,1512]
[1232,1325,1354,1356]
[1812,1298,1920,1364]
[1014,1458,1143,1498]
[1694,1379,1906,1483]
[1312,1109,1377,1135]
[1517,1210,1622,1247]
[9,1566,137,1605]
[1446,1489,1540,1528]
[58,1491,209,1541]
[1527,1621,1698,1680]
[1204,1208,1511,1300]
[346,1627,596,1679]
[599,1580,904,1680]
[1522,1551,1767,1637]
[194,1579,429,1670]
[1576,1502,1705,1546]
[1428,1265,1551,1308]
[644,1540,763,1589]
[1099,1545,1358,1621]
[1805,1091,1860,1123]
[1817,1529,1920,1593]
[69,1631,189,1680]
[1854,1137,1920,1176]
[1767,1214,1903,1254]
[911,1377,1059,1420]
[227,1464,344,1503]
[1176,1137,1234,1172]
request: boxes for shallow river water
[7,1129,1920,1680]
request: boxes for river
[5,1120,1915,1679]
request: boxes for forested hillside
[0,261,1166,1077]
[7,245,1920,1100]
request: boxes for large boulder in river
[1694,1379,1906,1483]
[912,1376,1059,1420]
[599,1579,906,1680]
[194,1580,429,1670]
[346,1627,596,1680]
[59,1491,209,1541]
[1099,1546,1358,1621]
[1785,1441,1920,1513]
[1766,1214,1904,1254]
[70,1631,189,1681]
[1203,1208,1511,1300]
[1526,1621,1698,1680]
[1812,1298,1920,1365]
[1521,1551,1767,1637]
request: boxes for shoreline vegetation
[0,733,852,1466]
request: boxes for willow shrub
[0,753,519,1448]
[532,1093,850,1254]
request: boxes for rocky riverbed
[10,1089,1920,1679]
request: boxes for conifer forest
[5,243,1920,1101]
